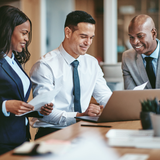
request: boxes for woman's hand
[6,100,34,115]
[40,103,53,115]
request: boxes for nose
[24,35,29,42]
[84,38,92,46]
[130,37,140,45]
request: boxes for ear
[64,27,72,39]
[151,28,157,40]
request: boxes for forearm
[38,108,77,126]
[122,57,136,90]
[92,72,112,106]
[122,65,137,90]
[123,75,137,90]
[2,100,10,116]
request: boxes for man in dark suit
[122,14,160,89]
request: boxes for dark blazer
[0,57,38,145]
[122,39,160,90]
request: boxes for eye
[129,36,134,39]
[80,35,86,38]
[22,32,27,35]
[90,36,94,40]
[137,35,143,38]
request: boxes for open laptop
[75,89,160,123]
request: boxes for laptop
[75,89,160,123]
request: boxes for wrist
[5,101,9,112]
[76,112,84,117]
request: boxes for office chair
[100,62,124,91]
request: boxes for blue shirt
[141,40,160,75]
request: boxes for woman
[0,5,53,155]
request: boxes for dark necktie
[145,57,156,89]
[71,60,82,113]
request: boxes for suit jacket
[0,57,40,145]
[122,39,160,90]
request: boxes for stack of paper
[106,129,160,149]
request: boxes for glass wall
[46,0,74,53]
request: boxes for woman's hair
[0,5,32,64]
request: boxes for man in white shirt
[30,10,112,139]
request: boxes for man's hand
[40,103,53,115]
[76,103,103,117]
[6,100,34,115]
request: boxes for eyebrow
[22,29,29,33]
[137,32,144,35]
[128,32,144,36]
[80,34,95,38]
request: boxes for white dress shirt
[30,44,112,128]
[141,39,159,75]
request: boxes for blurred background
[1,0,160,91]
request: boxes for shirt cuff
[2,101,10,116]
[65,111,78,118]
[37,111,44,116]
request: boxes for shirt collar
[59,43,82,65]
[142,40,159,59]
[4,53,15,64]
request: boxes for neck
[151,40,158,55]
[62,40,79,59]
[7,50,12,58]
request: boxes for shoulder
[30,48,62,75]
[34,48,61,67]
[122,48,137,61]
[0,57,6,65]
[82,53,99,65]
[41,48,61,63]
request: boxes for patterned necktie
[71,60,82,113]
[145,57,156,89]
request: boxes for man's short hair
[64,10,95,31]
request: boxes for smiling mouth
[135,45,143,49]
[80,46,88,51]
[21,44,26,48]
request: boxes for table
[1,120,160,160]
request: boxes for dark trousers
[0,143,19,155]
[35,127,60,140]
[0,138,29,156]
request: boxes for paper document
[133,81,148,90]
[106,129,154,138]
[17,89,60,116]
[105,129,160,148]
[119,154,149,160]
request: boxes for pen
[81,124,111,128]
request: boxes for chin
[80,52,86,56]
[134,48,143,54]
[17,49,23,53]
